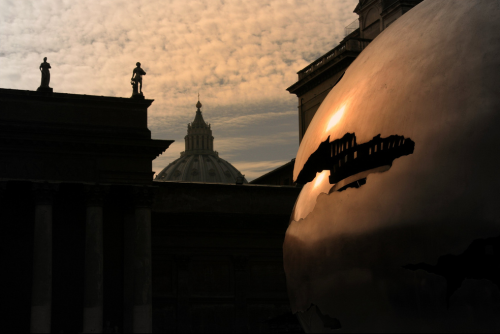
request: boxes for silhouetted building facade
[150,181,300,333]
[287,0,422,142]
[0,88,300,333]
[250,159,296,186]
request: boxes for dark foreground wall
[151,181,301,333]
[0,180,301,333]
[0,88,302,332]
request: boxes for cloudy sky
[0,0,358,180]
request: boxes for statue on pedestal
[131,62,146,98]
[37,57,53,93]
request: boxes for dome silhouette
[155,101,247,184]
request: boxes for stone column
[83,185,107,333]
[176,255,191,333]
[31,182,58,333]
[132,186,154,333]
[0,181,6,235]
[0,181,6,198]
[0,181,6,209]
[123,213,135,333]
[233,255,249,333]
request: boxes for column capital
[84,184,109,207]
[132,186,157,207]
[33,182,59,205]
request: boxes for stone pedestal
[131,82,144,99]
[36,87,53,93]
[132,187,154,333]
[131,92,145,99]
[31,183,58,333]
[83,185,107,333]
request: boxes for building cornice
[249,159,295,184]
[287,32,370,97]
[287,54,357,97]
[1,136,173,159]
[0,88,154,109]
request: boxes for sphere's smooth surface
[285,1,500,332]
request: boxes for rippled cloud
[0,0,358,180]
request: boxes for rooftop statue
[37,57,53,93]
[131,62,146,98]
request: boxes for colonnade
[20,182,154,333]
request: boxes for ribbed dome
[155,153,247,183]
[155,100,247,184]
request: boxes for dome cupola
[184,100,215,155]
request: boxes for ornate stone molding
[33,182,59,205]
[84,184,109,207]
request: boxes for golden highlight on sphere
[285,0,500,332]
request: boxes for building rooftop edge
[286,30,367,94]
[153,180,298,188]
[249,159,296,184]
[294,28,362,75]
[0,88,154,105]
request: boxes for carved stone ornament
[33,182,59,205]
